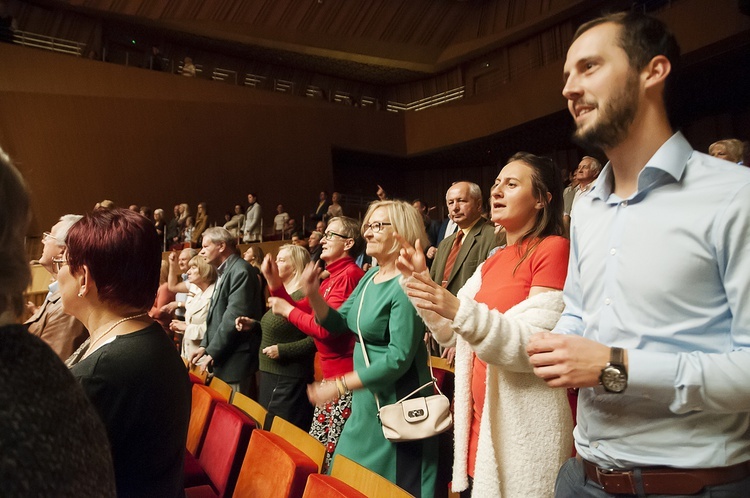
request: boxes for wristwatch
[600,347,628,393]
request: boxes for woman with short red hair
[60,208,191,498]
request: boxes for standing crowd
[3,11,750,498]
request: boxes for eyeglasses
[363,222,392,233]
[323,230,350,240]
[42,231,61,244]
[51,257,68,272]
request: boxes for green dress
[321,269,437,498]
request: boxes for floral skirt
[309,391,353,473]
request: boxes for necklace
[86,312,148,355]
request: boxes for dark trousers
[258,371,313,432]
[555,457,750,498]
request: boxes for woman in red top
[262,216,365,471]
[398,152,573,497]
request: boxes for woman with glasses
[303,201,437,497]
[262,216,365,471]
[58,208,191,498]
[397,153,573,497]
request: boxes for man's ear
[642,55,671,90]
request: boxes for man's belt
[582,458,750,495]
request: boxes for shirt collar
[592,132,692,203]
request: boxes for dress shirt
[555,132,750,469]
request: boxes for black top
[71,322,191,498]
[0,323,115,497]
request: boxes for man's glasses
[324,230,350,240]
[42,231,61,244]
[51,257,68,272]
[363,222,392,233]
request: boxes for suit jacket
[25,289,88,361]
[429,219,502,296]
[243,204,262,242]
[202,254,263,382]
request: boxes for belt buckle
[596,467,637,494]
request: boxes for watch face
[601,366,627,393]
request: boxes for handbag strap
[355,272,445,412]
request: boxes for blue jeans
[555,458,750,498]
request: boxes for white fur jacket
[404,265,573,498]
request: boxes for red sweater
[270,256,364,378]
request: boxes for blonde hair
[709,139,744,163]
[278,244,311,280]
[188,255,217,284]
[362,200,429,256]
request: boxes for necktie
[441,230,464,287]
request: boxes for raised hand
[404,271,460,321]
[261,253,282,291]
[395,234,428,280]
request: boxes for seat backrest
[189,362,209,384]
[232,430,318,498]
[330,455,414,498]
[270,415,326,473]
[209,375,233,402]
[187,384,226,455]
[199,402,255,497]
[302,474,367,498]
[231,391,267,429]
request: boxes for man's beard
[572,72,639,151]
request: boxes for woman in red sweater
[263,216,365,471]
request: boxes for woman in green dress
[304,200,438,498]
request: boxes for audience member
[191,227,263,396]
[243,193,262,243]
[153,208,166,249]
[413,199,440,257]
[94,199,115,210]
[161,247,198,322]
[62,208,190,497]
[308,230,323,264]
[192,201,208,246]
[327,191,344,219]
[183,216,194,244]
[526,12,750,497]
[709,138,745,164]
[181,56,196,77]
[291,232,308,248]
[310,191,330,222]
[274,204,290,234]
[398,153,572,497]
[238,245,315,430]
[223,204,245,239]
[25,214,88,361]
[265,216,365,472]
[148,260,176,334]
[148,46,164,71]
[428,181,501,368]
[243,244,267,307]
[167,254,217,360]
[165,204,181,250]
[128,204,139,212]
[0,147,116,496]
[315,219,326,234]
[139,205,153,221]
[305,200,438,497]
[283,217,298,238]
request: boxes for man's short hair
[329,216,365,258]
[574,12,680,121]
[202,227,236,249]
[581,156,603,175]
[55,215,83,245]
[445,181,482,204]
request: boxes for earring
[77,290,84,297]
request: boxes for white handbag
[355,276,453,443]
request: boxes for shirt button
[604,298,612,305]
[621,201,628,207]
[610,248,616,255]
[592,441,600,448]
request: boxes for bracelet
[341,376,349,394]
[335,377,346,397]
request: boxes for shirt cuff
[626,349,678,402]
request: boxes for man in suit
[430,181,501,296]
[25,214,88,361]
[243,193,262,243]
[191,227,263,396]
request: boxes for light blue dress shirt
[555,132,750,469]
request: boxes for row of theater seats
[183,360,416,497]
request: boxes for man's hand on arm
[526,332,626,388]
